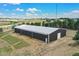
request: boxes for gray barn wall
[49,29,66,42]
[15,28,20,33]
[14,28,66,43]
[31,32,47,41]
[15,28,47,41]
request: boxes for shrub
[73,31,79,44]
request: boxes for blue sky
[0,3,79,18]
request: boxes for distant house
[14,25,66,43]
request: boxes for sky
[0,3,79,18]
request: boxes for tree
[50,20,57,27]
[73,31,79,44]
[34,22,40,26]
[45,19,51,27]
[67,19,75,29]
[75,19,79,30]
[42,21,45,26]
[56,20,64,28]
[22,22,25,24]
[10,21,17,24]
[62,18,76,29]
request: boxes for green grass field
[0,32,30,55]
[14,41,29,49]
[0,32,7,37]
[0,32,29,55]
[2,35,21,45]
[1,34,29,49]
[0,46,12,55]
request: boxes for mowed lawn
[0,46,12,55]
[0,32,8,37]
[0,32,30,55]
[1,33,29,49]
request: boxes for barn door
[57,33,61,39]
[45,38,48,43]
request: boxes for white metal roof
[15,25,59,35]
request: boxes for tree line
[26,18,79,30]
[45,18,79,30]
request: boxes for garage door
[57,33,61,39]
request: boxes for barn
[14,25,66,43]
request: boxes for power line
[56,3,58,20]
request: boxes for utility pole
[56,3,58,21]
[56,3,58,27]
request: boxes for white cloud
[26,13,37,16]
[71,10,79,13]
[9,3,21,5]
[26,13,32,16]
[58,10,79,18]
[41,13,56,18]
[3,3,20,7]
[25,8,41,18]
[25,12,56,19]
[26,8,40,13]
[26,12,39,18]
[16,8,24,12]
